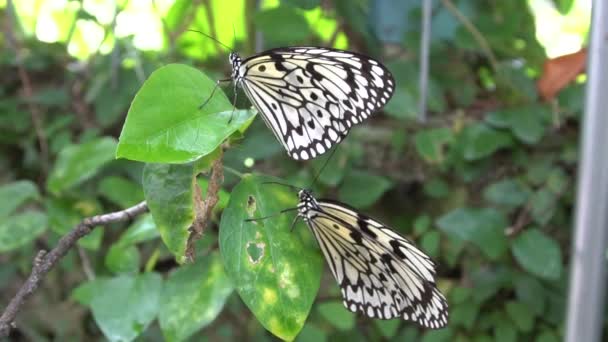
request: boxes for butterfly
[227,47,395,160]
[294,188,448,328]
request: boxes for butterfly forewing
[298,192,448,329]
[235,47,394,160]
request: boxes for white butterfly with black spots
[296,189,448,329]
[229,47,394,160]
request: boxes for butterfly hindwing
[235,47,394,160]
[298,192,448,329]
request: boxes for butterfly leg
[199,78,231,110]
[228,81,239,124]
[289,215,300,232]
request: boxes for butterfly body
[296,189,448,329]
[228,47,394,160]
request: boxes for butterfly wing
[305,200,448,329]
[237,47,394,160]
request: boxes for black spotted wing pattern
[233,47,394,160]
[297,191,448,329]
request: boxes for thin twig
[201,0,223,53]
[505,203,532,237]
[0,201,148,338]
[4,0,49,178]
[185,152,225,261]
[441,0,499,71]
[77,246,95,281]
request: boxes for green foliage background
[0,0,590,341]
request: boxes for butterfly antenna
[245,207,298,222]
[187,29,233,52]
[260,181,302,192]
[309,146,339,188]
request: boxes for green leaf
[414,215,431,235]
[536,330,560,342]
[511,229,562,280]
[117,214,159,246]
[254,7,311,44]
[105,244,140,274]
[505,301,534,332]
[494,315,518,342]
[530,188,557,225]
[0,211,47,252]
[449,286,472,305]
[384,87,417,120]
[486,106,549,144]
[116,64,256,163]
[143,163,198,263]
[338,170,392,208]
[437,207,508,260]
[415,128,454,164]
[219,174,323,341]
[47,137,117,194]
[71,280,99,306]
[450,303,479,329]
[317,301,356,331]
[45,197,103,250]
[87,273,162,342]
[546,168,569,195]
[0,180,39,218]
[159,252,233,342]
[296,324,327,342]
[483,179,531,208]
[460,123,513,161]
[514,274,546,316]
[98,176,144,208]
[421,328,454,342]
[421,231,440,258]
[281,0,320,10]
[424,178,450,198]
[374,319,401,338]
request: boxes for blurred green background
[0,0,592,341]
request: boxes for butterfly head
[229,52,242,79]
[297,189,318,218]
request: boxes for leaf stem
[223,165,245,179]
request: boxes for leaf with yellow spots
[219,174,323,340]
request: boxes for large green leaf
[159,252,233,342]
[338,170,392,208]
[0,180,39,218]
[219,174,323,340]
[116,64,256,163]
[437,207,508,260]
[483,179,531,208]
[47,137,117,194]
[143,163,197,263]
[459,123,513,161]
[85,273,162,342]
[511,229,562,280]
[0,211,47,252]
[486,106,549,144]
